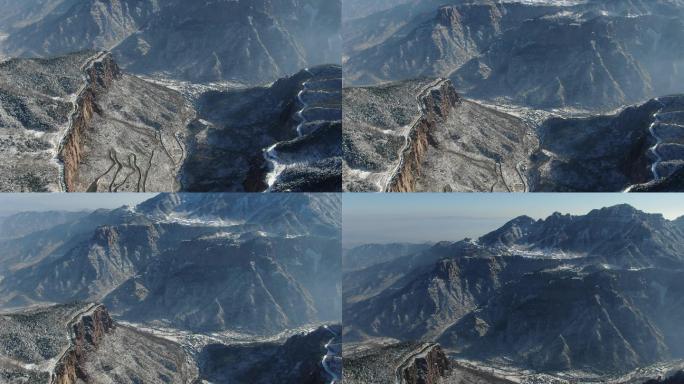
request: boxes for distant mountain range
[344,204,684,376]
[0,0,341,85]
[344,0,684,111]
[0,193,341,335]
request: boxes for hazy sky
[343,193,684,246]
[0,193,158,216]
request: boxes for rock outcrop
[386,80,460,192]
[59,53,120,192]
[401,344,451,384]
[53,305,114,384]
[343,342,451,384]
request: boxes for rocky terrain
[0,0,341,85]
[343,78,537,192]
[0,50,193,192]
[0,0,343,193]
[0,51,342,192]
[344,75,684,191]
[534,95,684,192]
[0,303,198,384]
[343,204,684,380]
[343,0,684,192]
[343,341,510,384]
[343,342,448,384]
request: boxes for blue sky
[0,193,158,216]
[343,193,684,246]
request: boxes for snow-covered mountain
[344,205,684,376]
[0,193,341,334]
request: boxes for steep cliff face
[59,52,121,192]
[344,77,535,192]
[343,342,451,384]
[401,344,451,384]
[53,305,114,384]
[387,80,459,192]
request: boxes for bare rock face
[0,52,341,192]
[343,78,536,192]
[0,51,192,192]
[0,303,198,384]
[53,305,115,384]
[60,52,193,193]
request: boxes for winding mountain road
[322,325,341,384]
[262,68,313,191]
[623,98,667,192]
[648,99,667,180]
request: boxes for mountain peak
[586,204,658,219]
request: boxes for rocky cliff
[342,342,451,384]
[387,80,459,192]
[344,78,536,192]
[401,344,451,384]
[43,303,198,384]
[59,52,120,192]
[53,305,114,384]
[345,0,684,111]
